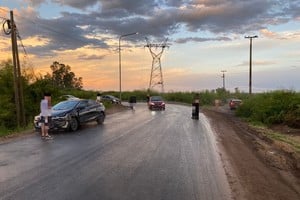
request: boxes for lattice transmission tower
[145,38,170,93]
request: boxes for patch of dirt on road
[202,107,300,200]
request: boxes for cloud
[13,7,109,57]
[174,36,231,43]
[6,0,300,56]
[235,60,276,67]
[20,0,300,40]
[260,29,278,39]
[25,0,45,7]
[77,54,106,60]
[53,0,99,10]
[260,28,300,40]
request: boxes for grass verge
[250,124,300,153]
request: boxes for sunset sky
[1,0,299,92]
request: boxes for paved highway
[0,103,231,200]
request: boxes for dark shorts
[40,116,51,126]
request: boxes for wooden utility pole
[10,10,25,127]
[245,35,258,95]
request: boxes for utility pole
[245,35,258,94]
[145,38,170,93]
[221,70,227,90]
[10,11,25,127]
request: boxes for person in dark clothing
[129,96,137,110]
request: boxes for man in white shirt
[40,93,52,139]
[96,93,102,103]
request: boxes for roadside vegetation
[0,59,299,140]
[235,91,300,152]
[0,60,101,136]
[236,91,300,129]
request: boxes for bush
[236,91,300,128]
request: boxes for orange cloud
[260,29,278,38]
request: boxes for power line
[16,31,27,57]
[1,8,119,73]
[1,8,119,62]
[11,12,107,50]
[2,18,11,35]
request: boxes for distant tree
[49,61,83,89]
[215,87,230,101]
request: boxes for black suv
[34,99,105,131]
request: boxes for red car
[229,99,242,110]
[148,96,165,110]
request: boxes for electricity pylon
[145,38,170,93]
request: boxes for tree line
[0,60,83,132]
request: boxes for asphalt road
[0,103,231,200]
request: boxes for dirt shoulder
[202,107,300,200]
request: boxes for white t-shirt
[40,99,51,116]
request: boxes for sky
[0,0,299,93]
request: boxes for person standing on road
[129,96,137,111]
[40,92,53,140]
[96,93,102,104]
[146,94,150,104]
[192,94,200,120]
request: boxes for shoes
[42,135,53,140]
[45,135,53,140]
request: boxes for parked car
[34,99,105,132]
[59,94,80,101]
[148,96,165,110]
[229,99,242,110]
[101,95,121,104]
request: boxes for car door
[76,100,89,123]
[85,100,100,121]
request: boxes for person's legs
[40,116,46,138]
[41,123,45,137]
[44,116,48,135]
[44,116,53,139]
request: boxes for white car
[59,95,80,101]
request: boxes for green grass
[0,127,12,137]
[250,124,300,153]
[268,132,300,152]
